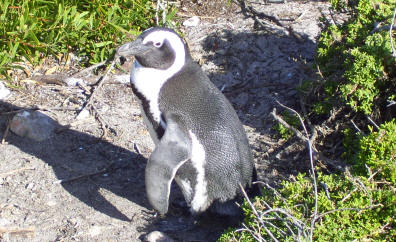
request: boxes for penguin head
[118,27,189,71]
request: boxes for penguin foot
[169,198,190,217]
[210,200,243,218]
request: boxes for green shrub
[0,0,160,78]
[273,111,301,140]
[350,120,396,185]
[220,122,395,241]
[316,0,395,115]
[221,0,396,240]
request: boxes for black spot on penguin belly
[131,84,165,140]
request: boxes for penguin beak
[117,38,150,57]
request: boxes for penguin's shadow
[200,28,317,132]
[1,101,234,240]
[0,101,148,222]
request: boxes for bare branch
[237,224,264,241]
[54,161,126,184]
[76,58,117,119]
[155,0,168,26]
[270,108,308,142]
[155,0,160,26]
[387,100,396,107]
[271,100,318,241]
[350,119,364,134]
[0,166,35,178]
[1,117,11,144]
[390,8,396,58]
[315,204,383,222]
[366,116,380,130]
[239,183,280,242]
[253,181,289,206]
[71,60,107,78]
[0,226,35,237]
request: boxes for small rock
[88,225,102,237]
[46,200,57,206]
[114,74,130,84]
[183,16,200,27]
[0,218,11,226]
[26,183,34,190]
[65,77,85,86]
[76,109,90,120]
[145,231,174,242]
[0,81,11,99]
[10,111,57,141]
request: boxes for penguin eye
[154,42,162,48]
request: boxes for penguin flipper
[145,113,191,215]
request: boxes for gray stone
[114,74,130,84]
[0,81,11,100]
[183,16,200,27]
[145,231,174,242]
[76,109,90,120]
[10,111,57,141]
[65,77,86,86]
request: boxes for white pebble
[0,81,11,99]
[183,16,200,27]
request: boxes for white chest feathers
[131,61,168,124]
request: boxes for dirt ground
[0,1,335,241]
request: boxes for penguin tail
[246,167,262,198]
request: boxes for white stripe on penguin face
[130,30,186,124]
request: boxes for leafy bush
[348,120,396,186]
[220,120,395,241]
[316,0,395,115]
[220,0,396,241]
[273,110,301,140]
[0,0,159,77]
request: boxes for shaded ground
[0,1,335,241]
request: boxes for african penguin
[118,27,257,216]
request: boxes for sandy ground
[0,1,334,241]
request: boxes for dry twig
[71,60,107,78]
[366,116,380,130]
[268,101,386,240]
[90,104,117,138]
[239,182,308,240]
[295,9,308,22]
[54,162,125,184]
[76,57,117,119]
[0,106,79,116]
[155,0,167,26]
[233,0,284,28]
[389,8,396,57]
[0,226,35,236]
[270,100,318,241]
[0,166,35,178]
[350,119,364,134]
[239,183,279,242]
[271,108,307,141]
[1,117,11,144]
